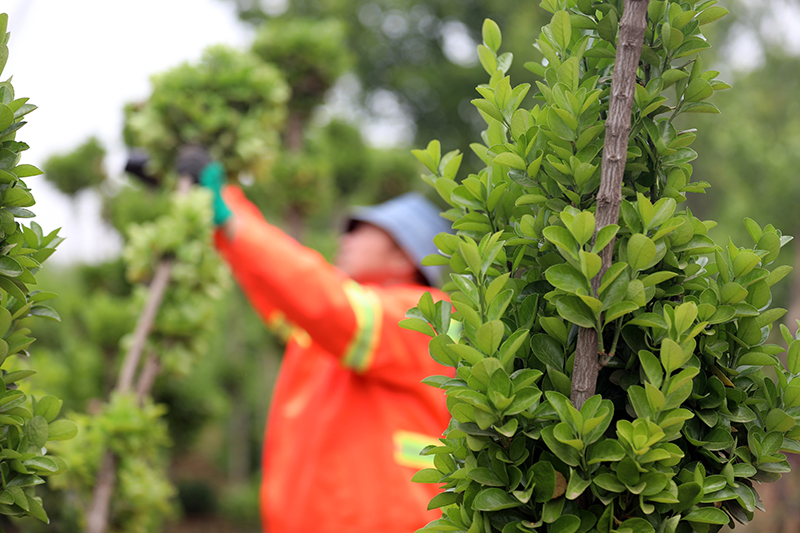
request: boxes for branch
[571,0,650,410]
[116,259,174,394]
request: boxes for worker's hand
[175,145,233,226]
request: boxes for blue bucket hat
[346,192,453,287]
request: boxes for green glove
[199,162,233,226]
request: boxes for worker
[176,146,454,533]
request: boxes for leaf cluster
[48,393,176,533]
[122,188,228,376]
[405,4,798,533]
[0,13,77,526]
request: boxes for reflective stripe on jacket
[214,187,452,533]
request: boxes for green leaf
[427,491,458,510]
[551,11,572,51]
[539,317,567,346]
[638,350,663,388]
[29,305,60,322]
[556,296,596,329]
[661,22,683,50]
[476,320,505,355]
[531,333,564,370]
[12,164,42,178]
[0,44,7,79]
[23,456,59,474]
[543,226,578,257]
[473,488,522,511]
[627,313,667,329]
[673,482,704,513]
[565,469,591,500]
[592,225,619,254]
[683,507,730,524]
[627,234,657,271]
[493,152,527,170]
[787,340,800,374]
[546,263,590,295]
[660,339,686,374]
[594,473,626,492]
[482,19,502,52]
[411,468,443,484]
[542,426,581,466]
[766,408,795,433]
[3,369,35,386]
[47,419,78,441]
[697,6,729,24]
[684,78,714,102]
[587,439,625,464]
[597,10,618,43]
[0,256,23,277]
[34,396,63,423]
[550,514,581,533]
[472,98,504,122]
[605,301,639,323]
[619,518,655,533]
[567,211,596,247]
[0,306,10,337]
[499,329,529,368]
[459,242,483,276]
[26,416,49,448]
[399,318,435,337]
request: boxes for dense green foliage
[0,12,77,528]
[124,45,290,181]
[407,3,799,533]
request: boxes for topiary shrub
[123,45,290,182]
[407,2,799,533]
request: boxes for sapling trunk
[85,176,192,533]
[571,0,651,410]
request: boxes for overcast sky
[4,0,253,264]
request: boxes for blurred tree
[220,0,548,160]
[251,17,353,118]
[690,52,800,241]
[43,136,107,196]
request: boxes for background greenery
[6,0,800,531]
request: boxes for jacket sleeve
[214,186,450,384]
[215,186,360,360]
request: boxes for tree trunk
[571,0,651,410]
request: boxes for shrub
[407,3,798,533]
[0,12,76,525]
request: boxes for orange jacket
[214,187,452,533]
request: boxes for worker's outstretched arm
[215,186,389,368]
[180,147,447,380]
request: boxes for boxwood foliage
[405,2,799,533]
[0,13,76,525]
